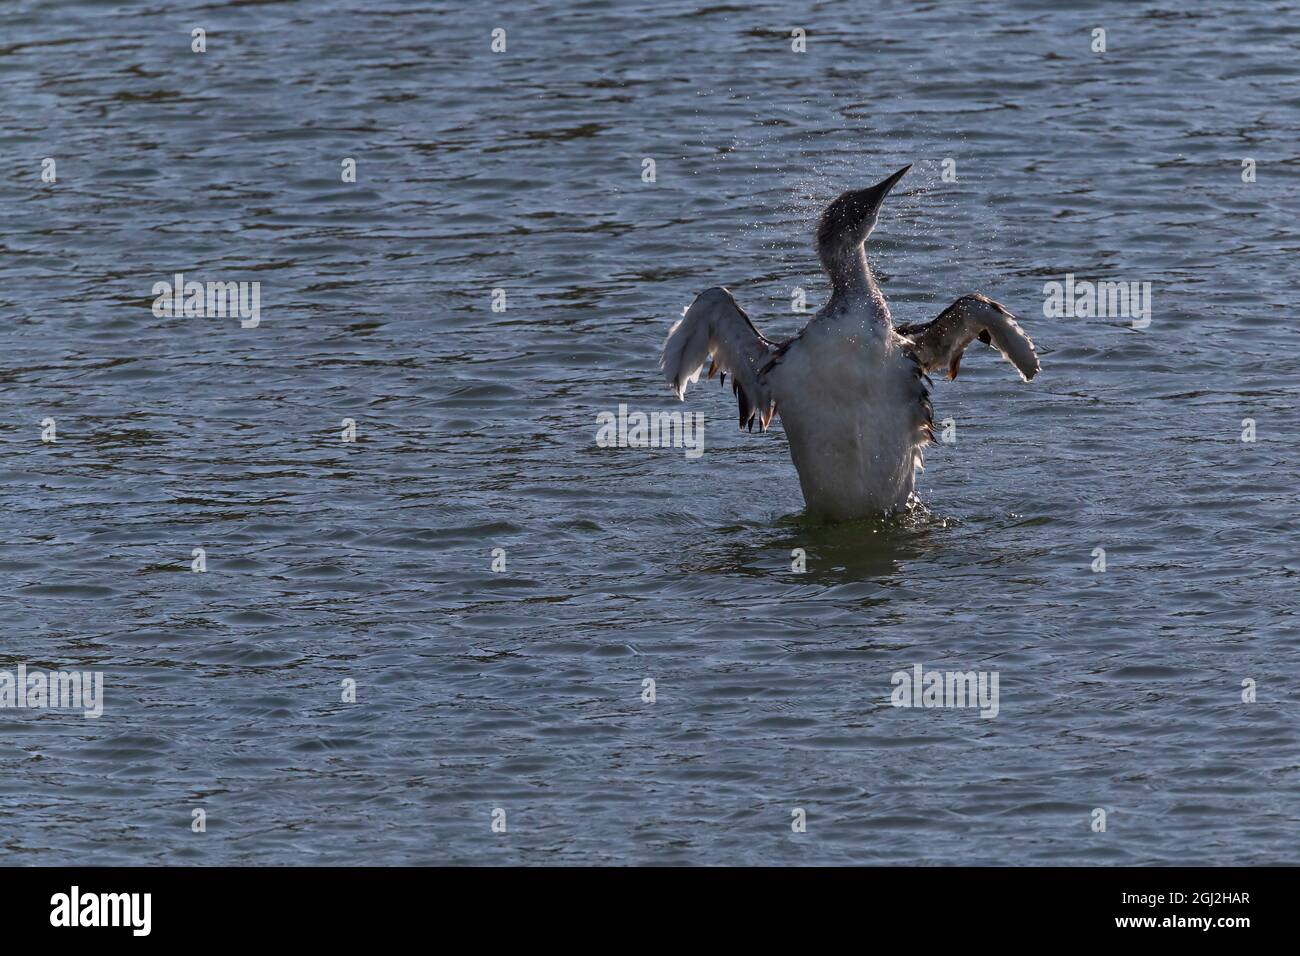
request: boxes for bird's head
[815,164,910,265]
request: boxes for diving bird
[659,165,1040,521]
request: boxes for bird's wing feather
[897,293,1040,382]
[660,286,778,431]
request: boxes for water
[1,0,1297,865]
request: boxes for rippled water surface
[2,0,1298,865]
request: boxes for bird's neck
[823,244,890,324]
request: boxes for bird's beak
[843,164,911,216]
[816,164,913,253]
[868,164,911,202]
[882,163,911,193]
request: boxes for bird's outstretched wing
[896,294,1040,382]
[660,286,778,431]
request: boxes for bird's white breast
[771,309,925,520]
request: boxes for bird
[658,164,1040,522]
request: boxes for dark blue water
[1,0,1297,864]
